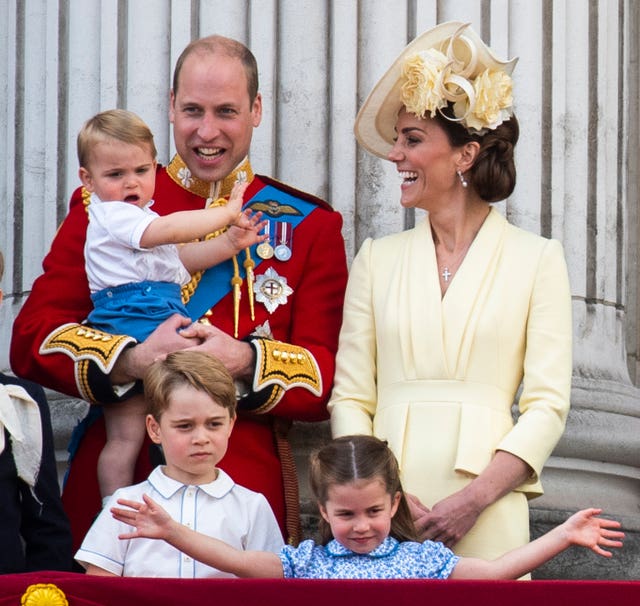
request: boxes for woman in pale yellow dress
[329,22,572,562]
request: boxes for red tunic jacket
[10,156,348,550]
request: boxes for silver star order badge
[255,267,293,314]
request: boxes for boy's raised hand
[562,508,624,557]
[112,494,172,540]
[227,209,268,250]
[224,181,249,220]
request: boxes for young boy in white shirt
[75,350,283,577]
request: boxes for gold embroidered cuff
[251,338,323,398]
[39,323,136,375]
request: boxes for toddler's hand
[226,181,249,222]
[227,210,268,251]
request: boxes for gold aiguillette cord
[205,183,256,338]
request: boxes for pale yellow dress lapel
[440,207,506,378]
[397,218,447,379]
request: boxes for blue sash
[184,184,317,321]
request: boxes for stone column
[526,0,640,579]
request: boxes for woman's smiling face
[387,109,462,211]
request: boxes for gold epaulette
[252,338,322,401]
[39,323,136,374]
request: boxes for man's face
[170,52,262,183]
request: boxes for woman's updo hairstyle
[435,103,519,203]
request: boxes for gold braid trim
[252,385,285,415]
[166,154,254,199]
[252,339,322,401]
[76,359,98,404]
[39,323,136,376]
[82,185,91,207]
[179,196,255,336]
[231,255,242,337]
[168,158,257,331]
[180,194,229,305]
[244,248,256,320]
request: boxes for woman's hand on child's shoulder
[563,508,624,557]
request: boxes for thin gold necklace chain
[437,239,472,282]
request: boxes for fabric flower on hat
[401,49,449,118]
[398,25,514,134]
[455,68,513,132]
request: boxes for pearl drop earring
[457,169,468,188]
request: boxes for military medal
[257,241,274,259]
[256,221,274,259]
[274,221,292,262]
[274,244,291,261]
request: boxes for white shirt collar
[146,466,235,499]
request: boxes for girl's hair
[434,104,519,203]
[143,351,237,421]
[309,435,418,544]
[77,108,157,169]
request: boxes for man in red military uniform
[10,34,348,551]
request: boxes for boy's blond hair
[143,351,237,420]
[77,108,157,168]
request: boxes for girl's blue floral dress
[279,537,459,579]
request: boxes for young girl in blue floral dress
[111,434,623,579]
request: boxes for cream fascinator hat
[354,21,518,158]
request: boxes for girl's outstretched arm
[450,508,624,580]
[112,494,284,578]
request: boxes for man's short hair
[143,351,237,420]
[172,35,259,103]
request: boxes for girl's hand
[111,494,172,540]
[562,508,624,557]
